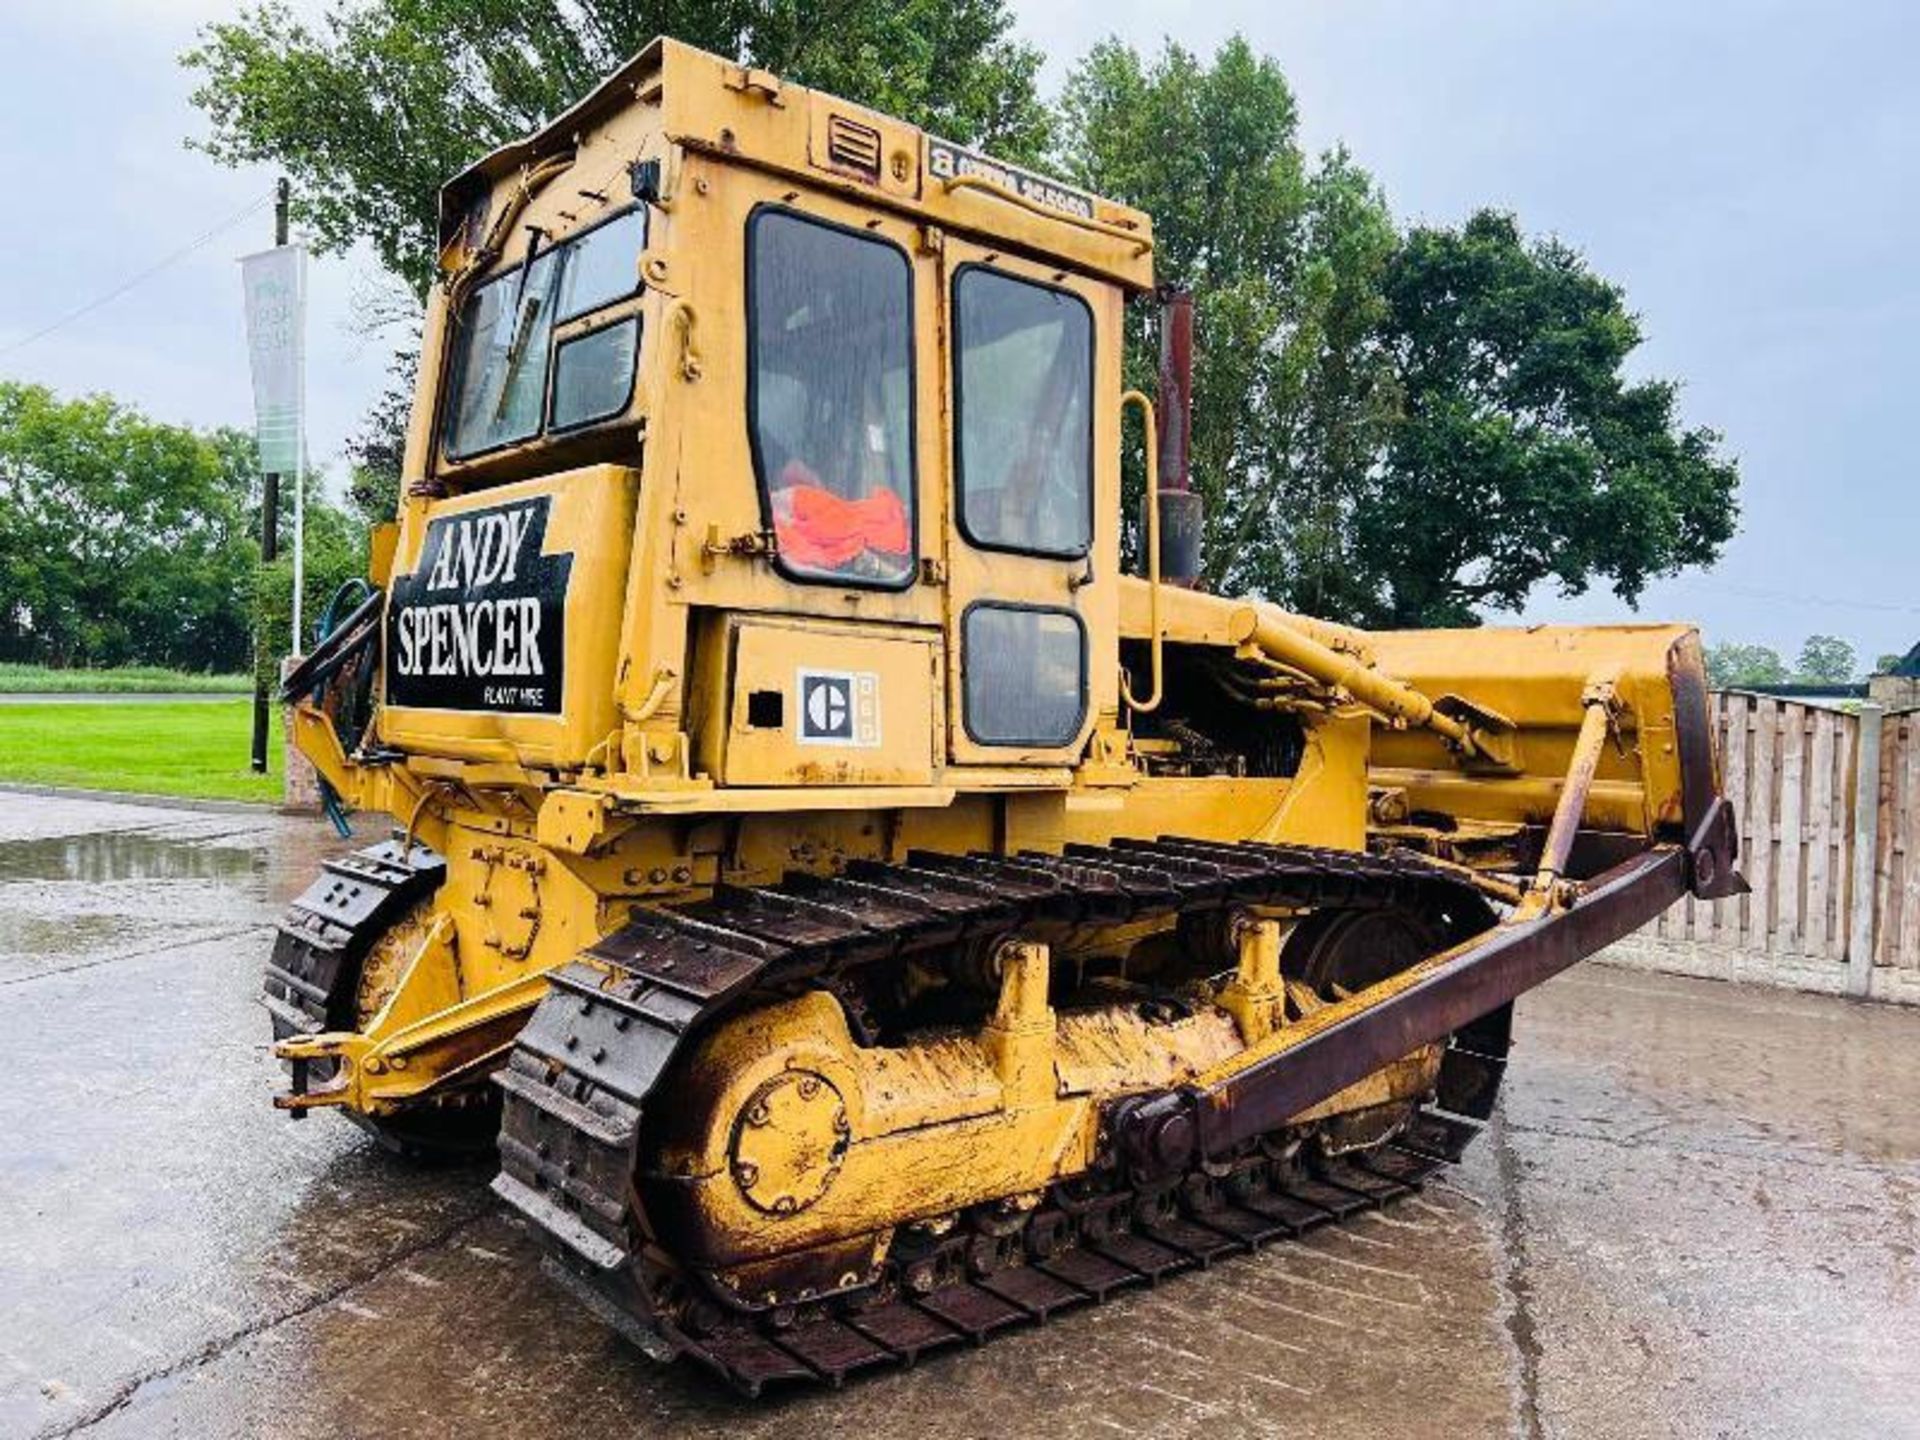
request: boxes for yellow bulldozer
[269,38,1742,1393]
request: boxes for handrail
[1120,389,1163,714]
[938,173,1154,257]
[444,152,574,305]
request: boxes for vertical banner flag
[240,243,308,646]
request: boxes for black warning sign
[385,496,570,714]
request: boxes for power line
[1670,578,1920,618]
[0,192,273,361]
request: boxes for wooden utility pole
[250,177,291,774]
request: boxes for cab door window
[962,603,1087,746]
[748,209,916,588]
[953,267,1093,558]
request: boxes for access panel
[720,617,941,786]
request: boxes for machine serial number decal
[385,496,571,715]
[926,139,1097,221]
[797,669,882,748]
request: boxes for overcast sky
[2,1,1914,663]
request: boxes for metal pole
[250,177,291,774]
[290,242,306,654]
[1847,703,1884,998]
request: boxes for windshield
[443,207,646,459]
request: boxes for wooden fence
[1617,693,1920,1002]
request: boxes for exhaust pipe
[1153,287,1205,586]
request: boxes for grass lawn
[0,699,283,803]
[0,663,252,695]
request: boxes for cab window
[444,207,645,459]
[962,604,1087,746]
[748,209,916,588]
[954,267,1093,558]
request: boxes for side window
[962,604,1088,747]
[445,250,561,458]
[555,208,645,320]
[442,207,646,460]
[748,209,917,588]
[551,318,639,431]
[954,268,1093,558]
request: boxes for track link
[494,838,1510,1394]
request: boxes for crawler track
[492,838,1511,1395]
[262,838,445,1054]
[263,839,502,1156]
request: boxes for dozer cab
[269,38,1742,1392]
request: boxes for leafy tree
[1704,641,1789,690]
[1054,39,1400,607]
[1873,651,1908,676]
[1792,634,1856,686]
[1057,42,1739,626]
[0,383,258,671]
[341,345,415,527]
[0,381,367,678]
[1361,213,1738,625]
[185,0,1049,298]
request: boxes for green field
[0,663,252,695]
[0,699,282,803]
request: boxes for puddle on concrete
[0,824,285,975]
[0,828,263,885]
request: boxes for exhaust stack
[1153,287,1205,585]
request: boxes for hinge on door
[919,556,948,586]
[917,225,945,258]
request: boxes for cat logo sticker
[797,669,881,747]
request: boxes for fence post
[1848,704,1885,998]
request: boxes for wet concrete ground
[2,791,1916,1440]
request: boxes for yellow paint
[710,617,940,786]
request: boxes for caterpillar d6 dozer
[269,38,1742,1393]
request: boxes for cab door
[938,235,1120,767]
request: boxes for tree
[1874,651,1909,676]
[1361,213,1739,625]
[1054,39,1401,608]
[1704,641,1788,690]
[0,381,368,677]
[341,345,415,527]
[185,0,1050,298]
[1792,634,1856,686]
[0,383,258,671]
[1056,42,1739,626]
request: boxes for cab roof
[440,38,1155,292]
